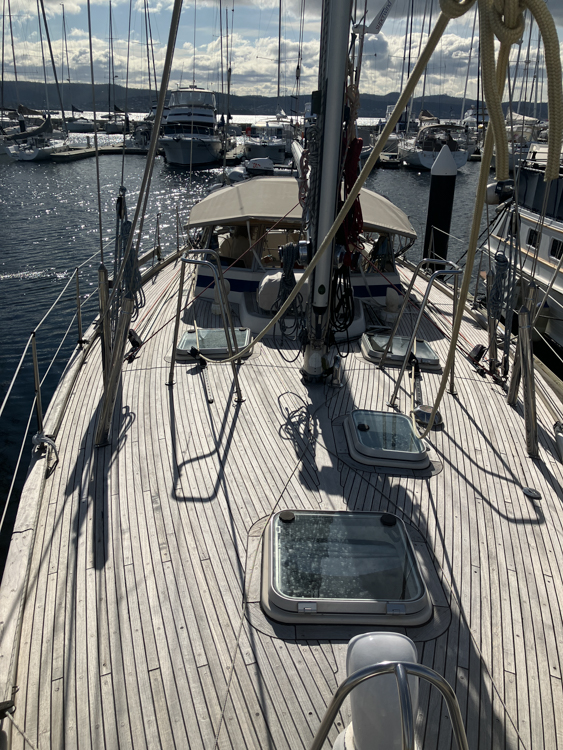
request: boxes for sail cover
[188,177,417,239]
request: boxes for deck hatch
[344,410,430,468]
[361,333,441,370]
[261,510,431,625]
[177,327,251,358]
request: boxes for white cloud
[3,0,562,102]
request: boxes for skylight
[344,410,430,469]
[176,328,251,358]
[261,510,431,625]
[361,334,441,370]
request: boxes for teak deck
[2,257,563,749]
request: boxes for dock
[51,144,244,165]
[50,144,157,162]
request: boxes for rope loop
[488,0,525,45]
[439,0,477,20]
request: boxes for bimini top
[187,176,417,240]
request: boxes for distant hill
[0,81,548,121]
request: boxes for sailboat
[2,1,563,749]
[398,123,471,170]
[5,0,69,161]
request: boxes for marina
[1,0,563,748]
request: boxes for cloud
[3,0,562,102]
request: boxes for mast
[7,0,19,107]
[277,0,282,104]
[38,0,66,128]
[36,0,50,112]
[219,0,224,95]
[460,4,477,121]
[60,4,71,117]
[1,0,5,120]
[108,0,113,116]
[302,0,353,379]
[143,0,152,109]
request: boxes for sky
[3,0,563,106]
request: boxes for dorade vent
[344,410,430,469]
[361,333,441,370]
[176,328,251,359]
[261,510,431,625]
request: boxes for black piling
[423,145,457,260]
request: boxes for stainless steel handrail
[189,248,241,357]
[379,259,461,369]
[388,266,463,408]
[181,256,243,402]
[309,661,469,750]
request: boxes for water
[0,153,490,576]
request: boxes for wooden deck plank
[6,259,563,750]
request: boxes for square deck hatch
[177,327,251,358]
[361,334,441,370]
[261,510,431,625]
[344,410,430,469]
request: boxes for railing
[379,259,462,408]
[176,250,243,402]
[0,240,176,536]
[309,661,469,750]
[0,252,102,536]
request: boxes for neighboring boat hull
[398,143,469,170]
[159,135,223,167]
[243,139,287,164]
[6,139,69,161]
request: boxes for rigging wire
[86,0,105,265]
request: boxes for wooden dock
[50,144,244,165]
[1,256,563,749]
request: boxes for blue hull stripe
[196,275,405,297]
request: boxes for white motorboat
[159,87,231,168]
[243,117,296,163]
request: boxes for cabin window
[550,238,563,260]
[527,228,539,248]
[261,510,431,625]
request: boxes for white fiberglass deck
[2,258,563,749]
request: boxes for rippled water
[0,151,484,572]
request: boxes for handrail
[386,264,463,408]
[379,259,461,369]
[309,661,469,750]
[181,256,243,402]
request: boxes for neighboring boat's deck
[3,258,563,749]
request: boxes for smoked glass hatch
[261,510,431,625]
[274,512,423,601]
[344,410,430,468]
[361,334,440,370]
[177,327,251,357]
